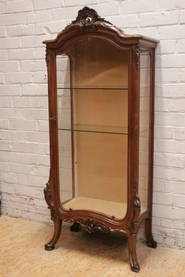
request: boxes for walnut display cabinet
[43,7,159,272]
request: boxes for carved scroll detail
[64,218,111,234]
[127,180,141,235]
[79,218,111,233]
[44,180,58,222]
[133,45,140,71]
[45,48,49,67]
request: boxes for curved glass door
[57,38,129,219]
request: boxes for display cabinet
[43,7,159,272]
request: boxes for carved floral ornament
[76,218,110,234]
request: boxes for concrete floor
[0,215,185,277]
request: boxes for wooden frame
[43,7,159,272]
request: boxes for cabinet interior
[57,38,129,218]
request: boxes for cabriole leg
[45,218,62,251]
[145,218,157,248]
[127,234,140,273]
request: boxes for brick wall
[0,0,185,249]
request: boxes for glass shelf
[57,87,128,90]
[63,197,147,219]
[63,197,127,219]
[58,124,128,135]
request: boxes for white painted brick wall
[0,0,185,249]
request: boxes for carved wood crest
[65,6,121,33]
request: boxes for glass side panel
[58,129,73,202]
[138,53,150,212]
[57,38,128,219]
[57,56,73,202]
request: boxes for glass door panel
[57,39,129,219]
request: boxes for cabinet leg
[45,218,62,251]
[127,235,140,273]
[145,218,157,248]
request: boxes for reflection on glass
[57,38,129,219]
[139,53,150,212]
